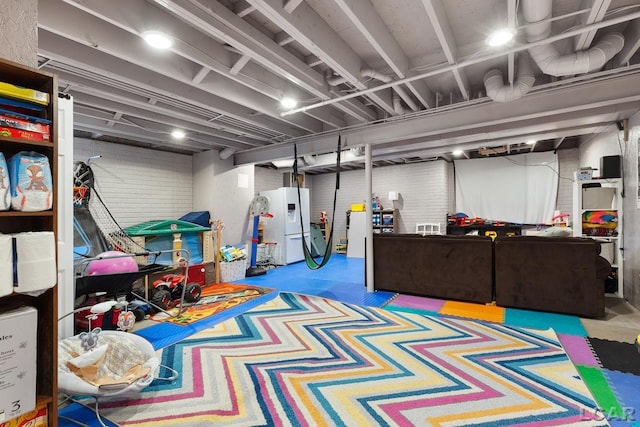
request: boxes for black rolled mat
[588,337,640,376]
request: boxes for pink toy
[88,251,138,276]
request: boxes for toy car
[127,299,152,321]
[150,273,202,310]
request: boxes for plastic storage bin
[219,258,247,282]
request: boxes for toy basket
[219,258,247,282]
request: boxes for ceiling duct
[326,69,417,114]
[325,70,348,86]
[350,146,365,157]
[219,147,236,160]
[360,69,418,114]
[484,53,536,102]
[522,0,624,76]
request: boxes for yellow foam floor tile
[440,300,505,323]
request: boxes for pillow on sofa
[540,226,573,237]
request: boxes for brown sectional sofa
[373,233,494,304]
[494,235,609,319]
[373,233,610,318]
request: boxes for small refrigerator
[260,187,311,265]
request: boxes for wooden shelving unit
[0,58,58,426]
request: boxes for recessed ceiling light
[486,28,515,47]
[143,31,173,49]
[452,149,464,157]
[526,139,536,145]
[280,97,298,109]
[171,129,186,139]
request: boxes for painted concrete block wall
[0,0,38,67]
[192,150,217,215]
[310,161,451,245]
[255,166,285,195]
[74,138,193,228]
[193,150,255,248]
[378,161,450,234]
[579,127,625,172]
[621,112,640,308]
[310,153,583,251]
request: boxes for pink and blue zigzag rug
[95,292,607,426]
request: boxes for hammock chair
[293,135,341,270]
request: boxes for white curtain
[455,151,558,224]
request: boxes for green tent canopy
[125,219,210,237]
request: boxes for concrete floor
[581,295,640,343]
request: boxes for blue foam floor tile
[609,419,640,427]
[504,307,587,336]
[242,256,365,287]
[318,287,396,307]
[602,369,640,424]
[135,291,278,349]
[59,402,118,427]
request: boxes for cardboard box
[0,126,45,142]
[575,168,594,181]
[0,83,49,106]
[0,114,50,137]
[0,403,47,427]
[0,307,37,423]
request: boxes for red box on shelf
[0,126,46,141]
[0,114,50,137]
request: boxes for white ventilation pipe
[529,33,624,76]
[326,69,348,86]
[360,69,408,115]
[484,54,536,102]
[522,0,624,76]
[392,93,408,114]
[219,147,236,160]
[361,69,419,113]
[360,68,393,83]
[326,69,418,113]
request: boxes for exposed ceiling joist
[29,0,640,171]
[236,72,640,164]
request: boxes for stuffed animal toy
[79,327,102,352]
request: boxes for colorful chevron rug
[99,292,606,426]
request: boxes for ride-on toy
[128,299,152,321]
[150,273,202,310]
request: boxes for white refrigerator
[260,187,311,265]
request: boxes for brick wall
[74,138,193,228]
